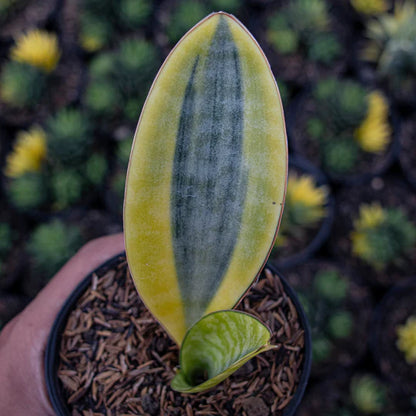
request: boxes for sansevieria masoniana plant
[124,12,287,393]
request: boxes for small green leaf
[171,310,277,393]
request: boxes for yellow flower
[350,0,389,15]
[287,174,328,224]
[351,231,371,258]
[80,34,104,53]
[351,203,386,262]
[355,91,391,153]
[10,29,61,73]
[5,126,47,178]
[354,202,386,230]
[397,316,416,364]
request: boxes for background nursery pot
[45,254,311,416]
[270,156,335,270]
[371,277,416,400]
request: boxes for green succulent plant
[85,80,120,116]
[89,52,116,79]
[328,311,353,339]
[267,0,341,64]
[166,0,208,44]
[86,39,159,120]
[79,0,152,51]
[46,109,92,166]
[352,204,416,270]
[79,12,113,53]
[0,62,46,108]
[350,375,387,413]
[314,269,349,304]
[51,169,84,210]
[300,268,354,364]
[27,219,83,280]
[363,1,416,97]
[307,33,342,65]
[322,138,359,175]
[8,173,48,211]
[116,39,159,94]
[314,79,368,133]
[306,78,392,176]
[119,0,151,28]
[312,336,333,363]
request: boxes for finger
[23,233,125,331]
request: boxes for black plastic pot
[371,277,416,399]
[45,254,311,416]
[270,155,335,270]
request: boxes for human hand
[0,233,124,416]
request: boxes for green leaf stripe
[172,16,246,328]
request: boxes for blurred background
[0,0,415,414]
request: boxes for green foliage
[210,0,241,13]
[86,39,159,120]
[0,62,46,108]
[79,12,113,52]
[305,78,372,176]
[85,153,108,186]
[51,169,84,210]
[85,80,120,116]
[268,0,341,64]
[8,173,47,211]
[27,219,83,279]
[0,223,13,257]
[314,79,368,133]
[79,0,152,51]
[350,375,387,413]
[307,117,325,140]
[46,109,92,166]
[364,2,416,94]
[119,0,151,28]
[355,208,416,269]
[89,53,116,79]
[314,270,349,303]
[312,336,333,363]
[116,39,159,94]
[322,138,359,175]
[167,0,208,44]
[328,311,353,339]
[300,268,354,364]
[308,33,342,64]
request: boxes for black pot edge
[45,254,312,416]
[370,276,416,398]
[273,155,335,270]
[45,252,126,416]
[265,262,312,416]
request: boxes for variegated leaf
[124,12,287,344]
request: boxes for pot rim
[45,253,312,416]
